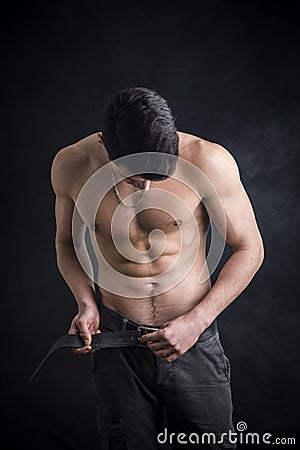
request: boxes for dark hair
[101,87,178,180]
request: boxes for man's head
[101,87,179,181]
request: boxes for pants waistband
[99,301,218,341]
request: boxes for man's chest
[93,183,208,245]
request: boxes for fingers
[146,341,168,351]
[162,352,177,363]
[153,347,174,357]
[72,329,101,355]
[150,346,177,362]
[68,307,101,355]
[68,325,78,335]
[138,329,161,343]
[73,345,92,355]
[72,332,91,355]
[140,327,180,362]
[144,337,178,361]
[91,329,101,353]
[79,322,93,346]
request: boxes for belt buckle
[137,326,160,347]
[137,325,160,336]
[137,325,160,346]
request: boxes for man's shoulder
[52,133,99,166]
[51,132,106,196]
[179,131,237,173]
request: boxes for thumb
[79,324,92,346]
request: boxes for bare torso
[69,131,212,325]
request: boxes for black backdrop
[2,1,300,449]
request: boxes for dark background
[2,1,300,448]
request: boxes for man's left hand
[138,312,207,362]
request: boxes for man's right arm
[51,147,100,354]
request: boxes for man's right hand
[68,304,100,354]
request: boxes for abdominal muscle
[97,247,211,326]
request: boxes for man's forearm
[192,245,264,329]
[56,241,97,310]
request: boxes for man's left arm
[140,144,264,361]
[190,143,265,331]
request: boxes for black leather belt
[29,302,218,383]
[29,330,148,383]
[29,303,161,384]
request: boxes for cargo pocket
[224,354,231,382]
[215,338,231,383]
[97,413,128,450]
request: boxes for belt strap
[29,330,143,384]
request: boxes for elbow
[234,236,265,271]
[253,236,265,271]
[257,245,265,269]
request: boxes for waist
[99,301,218,342]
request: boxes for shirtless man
[50,87,264,449]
